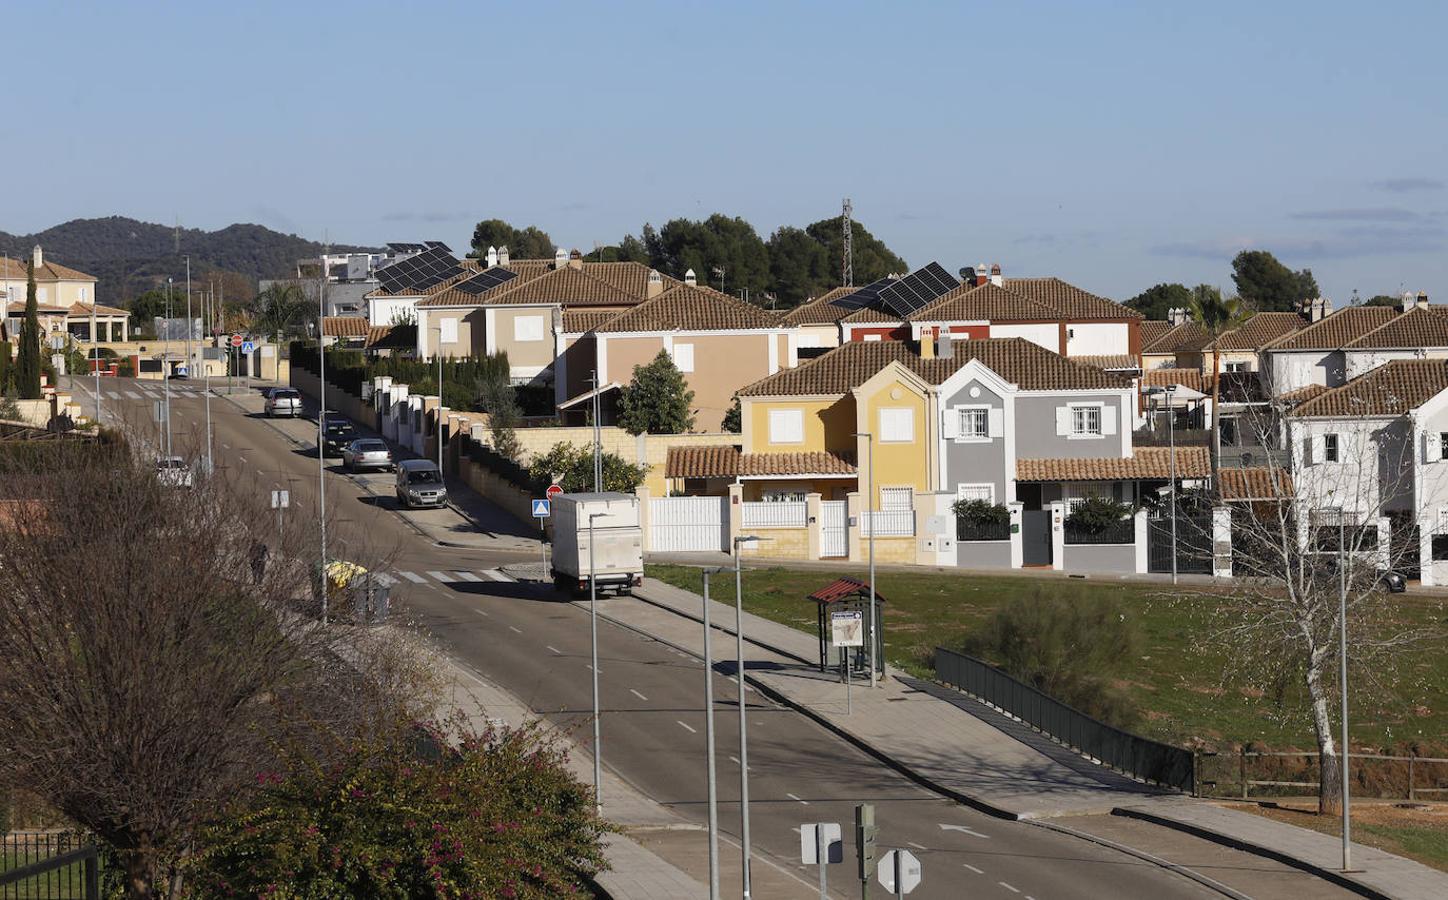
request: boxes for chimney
[568,248,583,270]
[975,262,989,287]
[684,268,697,286]
[497,245,509,266]
[1401,292,1416,313]
[646,269,664,298]
[989,263,1003,287]
[938,329,954,357]
[553,247,568,269]
[31,245,42,269]
[919,326,936,360]
[1418,291,1430,309]
[485,245,498,267]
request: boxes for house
[0,248,128,343]
[1140,317,1211,371]
[1261,301,1398,392]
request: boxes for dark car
[320,418,358,457]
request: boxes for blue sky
[12,1,1448,303]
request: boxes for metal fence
[1,833,100,900]
[1064,518,1135,545]
[1148,515,1213,574]
[741,501,806,529]
[934,647,1194,791]
[956,518,1010,542]
[861,509,915,537]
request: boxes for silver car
[343,438,394,472]
[154,456,194,488]
[264,388,303,417]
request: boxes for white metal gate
[821,500,847,558]
[649,496,728,552]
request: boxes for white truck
[550,493,644,595]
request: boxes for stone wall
[504,426,740,496]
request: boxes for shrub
[1063,496,1133,533]
[618,350,694,435]
[528,442,647,493]
[951,499,1008,526]
[963,586,1141,729]
[188,718,611,897]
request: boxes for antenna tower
[841,198,854,287]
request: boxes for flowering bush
[188,718,610,898]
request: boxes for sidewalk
[594,577,1448,900]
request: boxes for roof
[806,577,886,606]
[322,316,369,338]
[1003,277,1140,320]
[1015,446,1211,481]
[1143,322,1212,354]
[562,309,617,334]
[594,283,778,333]
[738,338,1128,397]
[1290,359,1448,418]
[69,301,127,316]
[1277,383,1329,405]
[1218,467,1294,502]
[779,290,862,327]
[1342,305,1448,349]
[6,301,77,315]
[909,282,1061,323]
[372,257,486,300]
[664,445,855,479]
[1266,306,1399,351]
[1072,354,1139,371]
[415,260,675,309]
[1141,321,1173,347]
[0,256,96,283]
[1214,312,1307,350]
[366,324,415,350]
[1142,368,1208,393]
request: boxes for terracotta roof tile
[1277,383,1328,405]
[1141,321,1173,347]
[562,309,617,333]
[1343,305,1448,349]
[1218,466,1294,501]
[841,304,903,324]
[910,282,1061,323]
[1290,358,1448,418]
[0,256,96,282]
[322,316,369,337]
[1266,306,1399,351]
[665,445,856,479]
[1213,312,1307,350]
[69,302,127,316]
[780,288,862,326]
[1003,277,1141,320]
[1016,446,1210,481]
[738,338,1128,397]
[594,283,778,333]
[1072,354,1139,371]
[1142,368,1207,393]
[1143,322,1212,354]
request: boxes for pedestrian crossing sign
[532,498,551,518]
[241,340,257,355]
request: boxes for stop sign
[546,484,563,500]
[230,333,244,348]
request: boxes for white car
[155,456,194,488]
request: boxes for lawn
[1226,800,1448,873]
[646,563,1448,754]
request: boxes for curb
[1030,818,1252,900]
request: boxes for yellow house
[0,247,98,311]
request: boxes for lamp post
[588,512,608,816]
[317,256,328,625]
[90,303,100,426]
[1146,385,1180,585]
[184,255,192,379]
[433,326,445,475]
[590,369,602,491]
[1339,507,1353,871]
[700,567,723,900]
[164,278,173,460]
[853,431,877,687]
[732,534,761,900]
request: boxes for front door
[1021,509,1052,566]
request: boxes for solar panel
[828,276,894,311]
[423,240,453,253]
[454,268,518,296]
[877,262,959,319]
[387,242,427,254]
[374,245,462,294]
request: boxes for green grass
[647,563,1448,752]
[0,848,91,899]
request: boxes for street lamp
[852,431,878,687]
[432,326,445,475]
[1145,385,1179,585]
[317,256,329,625]
[732,534,763,900]
[1337,504,1353,872]
[588,511,608,816]
[700,567,724,900]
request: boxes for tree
[618,350,695,435]
[766,226,832,308]
[527,442,647,493]
[1126,283,1194,320]
[720,397,742,434]
[126,289,172,337]
[15,259,42,399]
[250,283,315,340]
[803,215,909,290]
[1363,294,1402,308]
[469,219,555,260]
[646,215,773,299]
[1232,250,1320,312]
[476,368,522,459]
[1188,284,1248,333]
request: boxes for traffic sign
[546,483,563,500]
[799,823,842,864]
[830,609,864,647]
[877,849,921,895]
[531,498,551,518]
[230,333,244,348]
[271,490,290,510]
[241,340,257,355]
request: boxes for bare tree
[0,441,427,898]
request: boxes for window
[513,315,544,342]
[1440,432,1448,461]
[1066,483,1111,514]
[956,483,994,503]
[880,487,914,510]
[797,333,821,348]
[763,490,806,503]
[1225,361,1248,373]
[863,333,882,342]
[671,342,695,373]
[958,408,988,439]
[1324,433,1340,462]
[768,409,804,444]
[37,287,47,303]
[1072,406,1102,436]
[439,317,458,344]
[879,407,914,442]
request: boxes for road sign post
[546,483,563,501]
[800,823,841,900]
[533,497,552,582]
[831,609,864,715]
[876,849,920,898]
[856,803,877,897]
[271,489,290,537]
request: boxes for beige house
[1,248,128,343]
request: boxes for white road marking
[586,663,601,673]
[454,571,483,582]
[124,391,141,399]
[398,571,426,583]
[908,841,927,850]
[474,609,490,617]
[372,573,397,587]
[222,443,230,449]
[676,720,697,734]
[786,792,808,805]
[939,823,991,839]
[106,391,121,400]
[481,569,514,582]
[238,457,247,464]
[427,571,456,583]
[999,883,1020,894]
[546,646,562,655]
[963,864,984,874]
[630,689,648,701]
[507,625,522,634]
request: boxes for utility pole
[733,536,758,899]
[184,256,192,378]
[1340,510,1353,872]
[854,431,877,686]
[701,569,723,900]
[317,244,329,625]
[842,198,854,288]
[589,512,606,815]
[164,278,173,460]
[590,370,602,491]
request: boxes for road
[74,376,1356,900]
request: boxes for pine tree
[617,350,695,435]
[15,259,42,399]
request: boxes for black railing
[934,648,1194,792]
[1149,515,1214,574]
[956,518,1010,542]
[1133,427,1212,447]
[1064,518,1135,545]
[1,832,101,900]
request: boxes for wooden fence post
[1409,754,1416,802]
[1240,749,1248,800]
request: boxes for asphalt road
[73,377,1354,900]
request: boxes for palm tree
[250,284,315,341]
[1188,284,1250,474]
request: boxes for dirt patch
[1223,800,1448,872]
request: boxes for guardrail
[741,501,806,529]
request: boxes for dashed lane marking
[963,865,983,874]
[397,571,426,583]
[999,883,1020,894]
[786,793,808,805]
[474,609,489,617]
[546,646,562,655]
[630,689,648,701]
[908,841,927,850]
[676,720,697,734]
[507,625,522,634]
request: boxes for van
[395,459,447,509]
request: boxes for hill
[0,217,375,306]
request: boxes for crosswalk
[376,568,516,588]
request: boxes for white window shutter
[1055,407,1072,436]
[1426,431,1442,464]
[941,408,959,440]
[1101,405,1118,436]
[988,407,1004,438]
[1311,434,1324,465]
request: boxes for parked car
[264,388,303,418]
[395,459,447,509]
[155,456,194,488]
[320,418,357,457]
[343,438,394,472]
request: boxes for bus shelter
[805,577,885,678]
